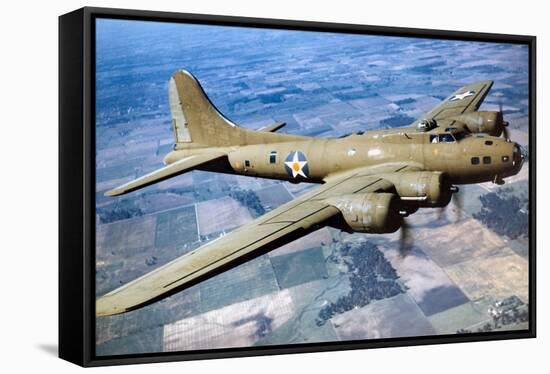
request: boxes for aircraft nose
[511,142,525,173]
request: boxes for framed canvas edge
[58,6,537,367]
[59,7,85,366]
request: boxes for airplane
[96,70,524,317]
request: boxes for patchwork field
[332,293,436,340]
[196,196,253,236]
[164,290,296,351]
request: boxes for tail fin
[168,70,246,147]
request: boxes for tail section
[169,70,247,147]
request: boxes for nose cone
[501,142,524,179]
[511,142,525,174]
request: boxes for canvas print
[94,18,530,356]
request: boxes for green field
[155,205,198,248]
[199,255,280,312]
[271,247,328,289]
[255,184,294,209]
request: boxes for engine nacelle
[326,193,402,234]
[383,171,452,208]
[451,111,505,136]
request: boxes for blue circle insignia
[284,151,309,178]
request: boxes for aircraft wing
[423,80,494,121]
[96,164,411,316]
[104,152,226,196]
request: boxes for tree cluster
[473,189,528,240]
[97,199,143,224]
[316,242,404,326]
[229,189,266,217]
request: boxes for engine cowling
[451,111,505,136]
[326,193,402,234]
[383,171,452,208]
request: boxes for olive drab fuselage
[163,128,523,186]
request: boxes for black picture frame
[59,6,537,367]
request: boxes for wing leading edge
[96,164,410,317]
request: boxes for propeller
[452,187,464,221]
[399,186,463,257]
[436,185,463,223]
[398,218,412,258]
[498,100,510,140]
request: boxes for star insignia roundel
[449,90,476,101]
[284,151,309,178]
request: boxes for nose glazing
[511,143,525,173]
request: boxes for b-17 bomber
[96,70,524,317]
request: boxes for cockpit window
[430,133,461,143]
[452,131,467,141]
[432,133,455,143]
[443,127,468,141]
[439,133,455,142]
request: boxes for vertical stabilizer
[168,70,246,146]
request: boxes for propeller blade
[398,219,412,258]
[436,207,444,220]
[503,126,511,141]
[498,98,510,140]
[437,186,462,223]
[452,188,464,222]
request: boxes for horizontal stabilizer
[104,152,226,197]
[258,122,286,133]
